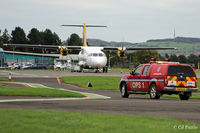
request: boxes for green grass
[198,79,200,92]
[0,77,8,81]
[109,68,130,72]
[0,109,199,133]
[0,84,84,97]
[62,76,121,90]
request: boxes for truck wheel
[179,92,191,100]
[120,82,129,98]
[149,84,160,99]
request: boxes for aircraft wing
[103,47,176,50]
[3,44,82,50]
[3,44,176,51]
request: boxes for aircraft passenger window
[99,53,103,57]
[93,53,98,56]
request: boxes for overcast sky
[0,0,200,43]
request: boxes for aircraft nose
[96,57,107,67]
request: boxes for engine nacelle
[117,47,126,57]
[59,46,68,56]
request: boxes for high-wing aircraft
[3,23,176,72]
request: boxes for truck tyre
[149,84,160,99]
[179,92,191,100]
[120,82,129,98]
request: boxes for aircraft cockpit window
[93,53,98,56]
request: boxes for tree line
[166,54,200,68]
[108,50,200,68]
[0,27,83,53]
[0,27,61,45]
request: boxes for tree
[67,33,82,46]
[52,32,61,45]
[27,28,41,44]
[187,54,198,68]
[169,54,178,62]
[11,27,27,44]
[134,50,159,65]
[40,29,61,45]
[40,29,53,45]
[1,29,11,43]
[178,55,187,63]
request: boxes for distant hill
[87,39,137,47]
[147,37,200,43]
[140,37,200,56]
[66,37,200,56]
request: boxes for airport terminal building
[0,49,78,69]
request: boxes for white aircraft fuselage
[78,47,107,69]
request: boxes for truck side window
[142,65,150,75]
[133,65,143,75]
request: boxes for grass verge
[0,84,84,97]
[0,109,199,133]
[109,68,131,72]
[62,76,121,90]
[0,77,9,81]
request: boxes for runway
[0,70,129,78]
[0,70,200,123]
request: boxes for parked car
[21,63,34,69]
[22,63,46,69]
[11,63,21,69]
[54,62,67,69]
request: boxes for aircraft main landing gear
[103,67,108,73]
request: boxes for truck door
[129,65,143,91]
[139,65,150,91]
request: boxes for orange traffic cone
[57,76,61,85]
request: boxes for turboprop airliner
[3,23,176,72]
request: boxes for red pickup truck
[119,60,198,100]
